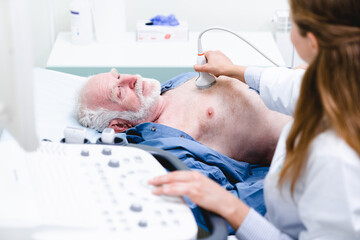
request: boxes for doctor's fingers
[151,176,227,214]
[151,181,203,197]
[202,51,235,77]
[149,171,204,186]
[193,59,217,76]
[149,170,224,199]
[205,50,230,61]
[194,62,222,77]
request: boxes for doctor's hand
[194,50,234,77]
[148,170,250,230]
[194,51,248,83]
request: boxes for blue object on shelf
[149,14,179,26]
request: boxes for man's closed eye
[117,86,122,99]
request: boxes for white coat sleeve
[235,209,294,240]
[259,67,305,116]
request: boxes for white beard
[118,75,161,124]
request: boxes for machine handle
[128,143,228,240]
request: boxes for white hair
[76,104,154,132]
[77,107,121,132]
[76,72,161,132]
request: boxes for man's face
[81,69,161,122]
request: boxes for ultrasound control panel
[0,141,198,240]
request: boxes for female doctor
[149,0,360,239]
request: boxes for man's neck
[148,96,167,123]
[134,95,168,125]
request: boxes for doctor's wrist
[227,65,247,83]
[219,193,250,230]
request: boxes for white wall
[31,0,289,67]
[30,0,54,68]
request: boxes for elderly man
[77,69,291,233]
[78,69,289,165]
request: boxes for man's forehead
[82,73,113,105]
[94,72,112,81]
[87,72,114,89]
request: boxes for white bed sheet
[1,68,107,143]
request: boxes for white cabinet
[47,32,285,82]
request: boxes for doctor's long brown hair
[278,0,360,194]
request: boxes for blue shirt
[125,72,268,234]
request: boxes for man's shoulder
[161,72,198,94]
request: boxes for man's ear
[108,119,133,133]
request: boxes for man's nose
[120,75,137,89]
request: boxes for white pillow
[34,68,105,143]
[1,68,103,143]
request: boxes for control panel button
[80,149,89,157]
[138,220,148,228]
[108,159,120,168]
[130,203,143,212]
[102,148,112,155]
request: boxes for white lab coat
[236,67,360,240]
[259,67,304,115]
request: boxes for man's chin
[143,78,161,96]
[133,76,161,123]
[139,94,161,122]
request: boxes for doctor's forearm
[217,192,250,230]
[226,65,248,83]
